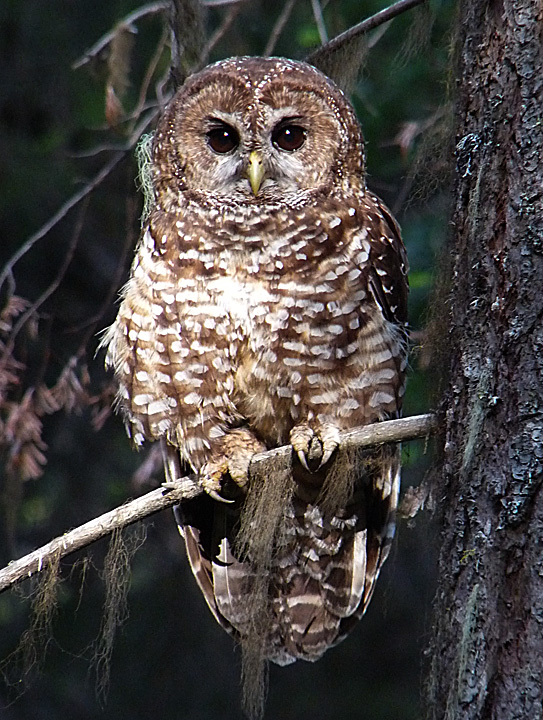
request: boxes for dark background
[0,1,453,718]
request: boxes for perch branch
[0,413,438,594]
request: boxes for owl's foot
[200,429,266,503]
[290,423,340,472]
[200,459,234,503]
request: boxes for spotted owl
[104,57,408,672]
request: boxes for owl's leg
[290,422,341,472]
[200,428,266,502]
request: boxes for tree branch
[263,0,297,57]
[0,413,438,594]
[72,2,168,70]
[0,153,124,299]
[307,0,427,67]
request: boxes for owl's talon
[318,430,340,468]
[296,449,311,472]
[199,442,261,502]
[200,459,231,502]
[200,474,235,503]
[206,487,235,504]
[291,423,340,472]
[320,447,335,467]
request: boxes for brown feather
[104,57,409,718]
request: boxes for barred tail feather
[172,444,400,717]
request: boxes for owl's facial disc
[201,109,315,198]
[161,59,367,204]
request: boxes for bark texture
[426,2,543,719]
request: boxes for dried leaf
[10,438,48,482]
[105,85,125,129]
[104,22,135,127]
[3,390,48,481]
[0,296,30,333]
[90,379,117,431]
[394,120,423,157]
[49,360,91,414]
[0,355,24,406]
[107,23,135,100]
[91,405,112,432]
[34,385,62,415]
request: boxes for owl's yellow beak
[246,151,266,196]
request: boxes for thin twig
[202,0,248,5]
[0,103,159,312]
[3,199,89,357]
[264,0,297,57]
[127,23,169,136]
[307,0,427,65]
[72,2,168,70]
[311,0,328,44]
[201,5,243,65]
[71,195,138,354]
[0,413,438,594]
[0,477,200,595]
[0,153,124,299]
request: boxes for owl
[104,56,408,686]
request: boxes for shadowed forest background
[0,1,454,718]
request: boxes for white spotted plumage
[104,56,408,681]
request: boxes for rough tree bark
[426,2,543,719]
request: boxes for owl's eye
[206,123,240,154]
[272,124,306,152]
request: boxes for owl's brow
[203,111,243,127]
[272,115,306,128]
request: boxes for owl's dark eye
[206,123,239,154]
[272,123,306,152]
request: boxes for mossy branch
[0,413,438,594]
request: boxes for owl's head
[152,57,365,206]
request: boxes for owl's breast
[205,273,280,335]
[197,265,294,444]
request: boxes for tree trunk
[426,1,543,718]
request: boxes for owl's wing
[365,194,409,328]
[295,194,404,649]
[362,194,407,579]
[165,441,251,638]
[175,502,250,635]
